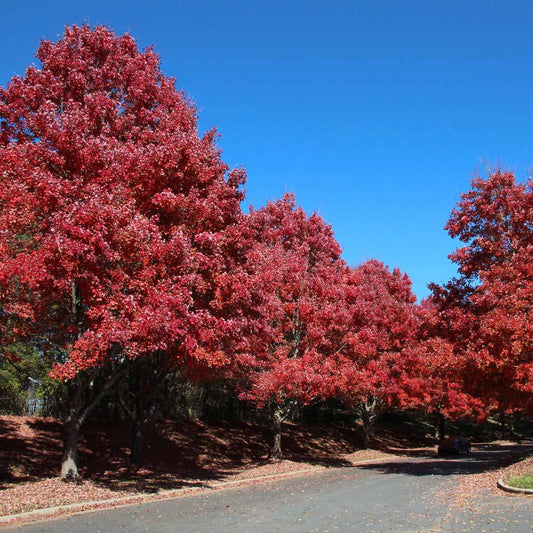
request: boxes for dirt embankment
[1,415,412,517]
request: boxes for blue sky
[1,1,533,299]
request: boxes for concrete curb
[497,477,533,495]
[0,456,392,527]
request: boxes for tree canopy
[0,25,531,476]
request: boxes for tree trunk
[123,356,168,465]
[499,410,508,440]
[61,417,81,481]
[358,398,381,449]
[131,417,144,464]
[434,411,445,443]
[129,373,146,464]
[361,406,371,449]
[60,367,121,479]
[58,284,122,479]
[61,283,84,481]
[271,406,283,460]
[185,382,205,420]
[508,412,521,442]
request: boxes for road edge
[0,456,393,528]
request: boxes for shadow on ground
[0,417,63,487]
[355,443,533,478]
[1,414,531,494]
[0,416,370,492]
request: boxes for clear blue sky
[2,1,533,299]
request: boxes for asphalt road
[6,444,533,532]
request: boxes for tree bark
[130,417,144,464]
[358,397,381,449]
[361,405,371,449]
[434,411,445,443]
[271,405,283,460]
[61,416,81,481]
[508,412,521,442]
[60,283,84,481]
[499,410,508,440]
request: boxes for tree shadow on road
[354,443,533,478]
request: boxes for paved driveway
[6,444,533,532]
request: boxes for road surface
[6,444,533,532]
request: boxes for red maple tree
[0,25,245,477]
[430,170,533,418]
[333,260,420,447]
[415,300,487,441]
[216,195,347,458]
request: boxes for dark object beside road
[438,436,471,455]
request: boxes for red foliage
[0,25,245,379]
[218,195,348,409]
[415,300,486,421]
[333,260,420,410]
[430,170,533,413]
